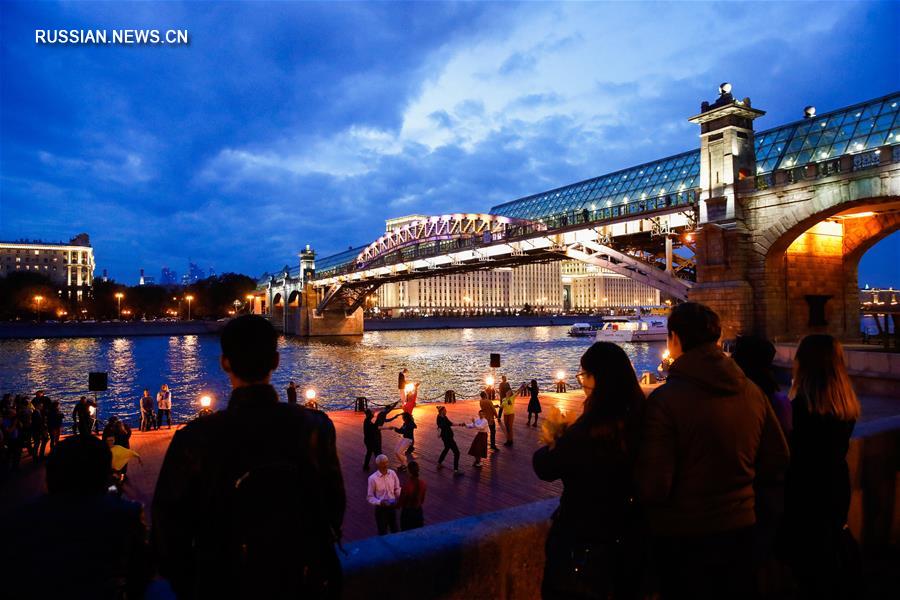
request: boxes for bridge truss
[313,205,697,312]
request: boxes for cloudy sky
[1,1,898,285]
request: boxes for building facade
[374,259,660,314]
[0,233,95,300]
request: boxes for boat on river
[595,315,668,342]
[567,323,603,337]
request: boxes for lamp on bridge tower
[300,244,316,284]
[688,83,765,227]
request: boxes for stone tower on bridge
[688,85,900,341]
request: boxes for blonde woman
[781,334,861,598]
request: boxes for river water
[0,327,664,426]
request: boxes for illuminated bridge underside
[314,210,694,311]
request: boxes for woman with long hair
[780,334,861,599]
[533,342,645,599]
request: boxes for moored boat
[595,315,668,342]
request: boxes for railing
[755,142,899,191]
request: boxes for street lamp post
[185,294,194,320]
[115,292,124,319]
[33,295,43,322]
[245,294,255,314]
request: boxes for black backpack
[205,406,340,599]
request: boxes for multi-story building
[374,259,659,314]
[0,233,95,300]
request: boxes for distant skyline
[1,1,898,285]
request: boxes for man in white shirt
[367,454,401,535]
[156,384,173,429]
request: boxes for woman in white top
[466,410,489,467]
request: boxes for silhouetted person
[153,315,346,599]
[636,302,789,600]
[534,342,645,599]
[139,389,155,431]
[479,391,500,451]
[398,368,408,403]
[362,408,382,471]
[0,435,150,599]
[732,335,792,594]
[72,395,93,436]
[47,400,63,452]
[732,335,792,434]
[436,405,462,473]
[287,380,298,404]
[526,379,542,427]
[399,461,427,531]
[779,334,862,599]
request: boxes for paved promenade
[3,390,897,544]
[0,392,587,542]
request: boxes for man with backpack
[152,315,346,599]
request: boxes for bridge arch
[272,292,284,326]
[752,194,900,340]
[355,214,541,269]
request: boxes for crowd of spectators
[0,307,868,599]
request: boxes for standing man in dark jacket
[153,315,346,599]
[479,391,500,452]
[636,302,789,599]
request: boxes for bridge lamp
[199,395,212,409]
[556,370,565,382]
[485,375,495,387]
[305,389,317,401]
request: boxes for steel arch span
[355,213,542,269]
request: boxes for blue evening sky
[1,1,898,285]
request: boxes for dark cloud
[1,0,897,287]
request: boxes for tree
[0,272,61,320]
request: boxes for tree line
[0,271,257,321]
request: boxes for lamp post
[185,294,194,321]
[245,294,255,314]
[115,292,124,319]
[33,295,43,322]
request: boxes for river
[0,326,666,426]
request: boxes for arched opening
[757,196,900,340]
[288,290,301,307]
[272,292,284,327]
[855,228,900,347]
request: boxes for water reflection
[0,327,665,427]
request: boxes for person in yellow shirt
[104,436,142,476]
[500,392,516,447]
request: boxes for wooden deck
[1,392,588,542]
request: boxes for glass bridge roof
[311,92,899,274]
[491,91,900,220]
[316,246,366,273]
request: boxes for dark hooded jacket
[636,343,789,536]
